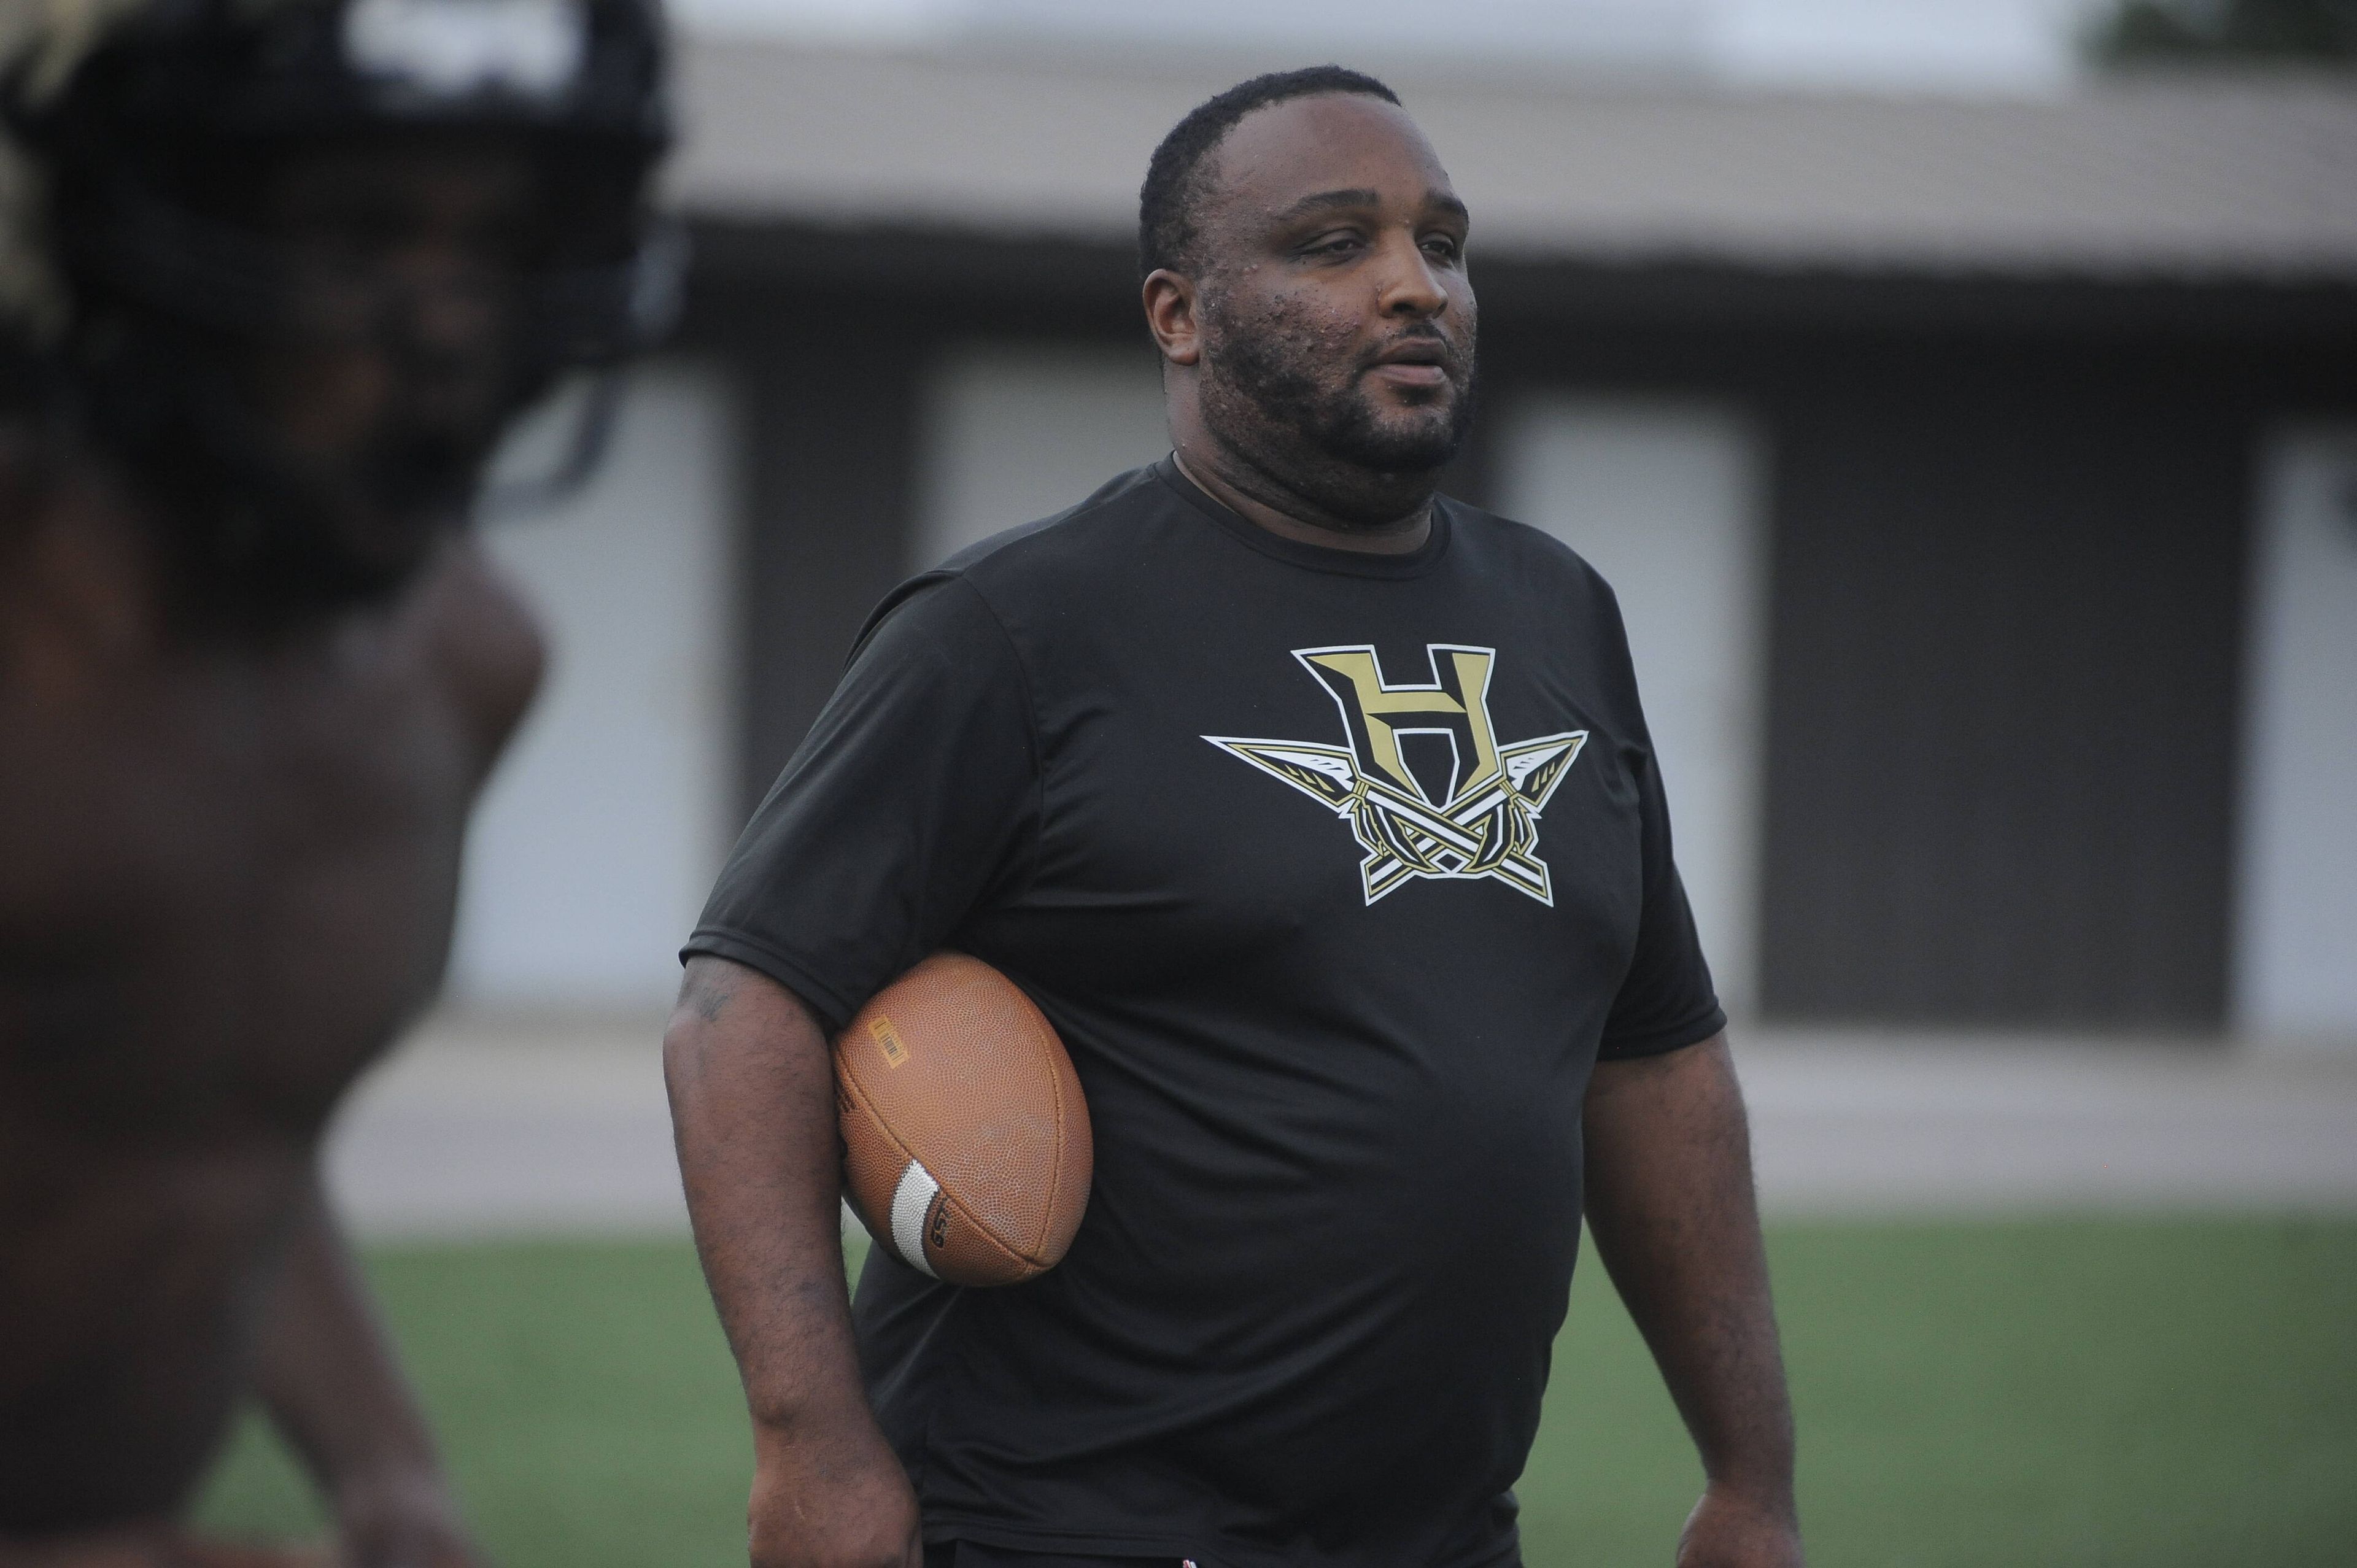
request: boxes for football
[835,951,1092,1286]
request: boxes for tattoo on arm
[686,966,736,1023]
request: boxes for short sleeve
[681,576,1040,1032]
[1582,570,1727,1062]
[1595,745,1728,1060]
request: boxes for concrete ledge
[325,1014,683,1240]
[324,1013,2357,1240]
[1736,1028,2357,1216]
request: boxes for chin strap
[473,363,627,522]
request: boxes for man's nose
[1374,229,1449,319]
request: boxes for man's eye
[1422,235,1463,262]
[1305,233,1363,257]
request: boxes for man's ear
[1142,269,1202,368]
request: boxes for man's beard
[1201,305,1477,481]
[165,402,477,618]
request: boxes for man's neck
[1171,444,1433,557]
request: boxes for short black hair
[1138,65,1401,281]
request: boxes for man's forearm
[665,957,923,1567]
[663,957,869,1432]
[1583,1035,1796,1509]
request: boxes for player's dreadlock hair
[1137,64,1399,282]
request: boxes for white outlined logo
[1206,644,1586,905]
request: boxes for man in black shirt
[666,66,1802,1568]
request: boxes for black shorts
[924,1545,1185,1568]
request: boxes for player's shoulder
[404,536,547,770]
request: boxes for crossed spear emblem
[1207,645,1588,906]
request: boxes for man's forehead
[1210,93,1457,218]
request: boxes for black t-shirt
[685,458,1724,1568]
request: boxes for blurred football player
[667,65,1801,1568]
[0,1,673,1562]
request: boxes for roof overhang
[667,38,2357,290]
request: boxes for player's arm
[664,954,923,1568]
[1582,1033,1803,1568]
[250,1172,483,1568]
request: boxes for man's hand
[333,1467,485,1568]
[748,1410,921,1568]
[1676,1483,1803,1568]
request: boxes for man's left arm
[1583,1033,1803,1568]
[251,1172,484,1568]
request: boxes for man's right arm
[664,954,923,1568]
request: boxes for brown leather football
[835,952,1091,1286]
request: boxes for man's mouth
[1363,335,1457,390]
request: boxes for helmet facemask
[5,0,678,620]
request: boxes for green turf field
[196,1219,2357,1567]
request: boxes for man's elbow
[662,980,724,1111]
[662,955,829,1109]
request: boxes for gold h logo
[1207,644,1587,905]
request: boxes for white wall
[2235,427,2357,1049]
[448,361,740,1011]
[911,341,1169,570]
[1497,397,1767,1017]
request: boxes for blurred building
[446,39,2357,1046]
